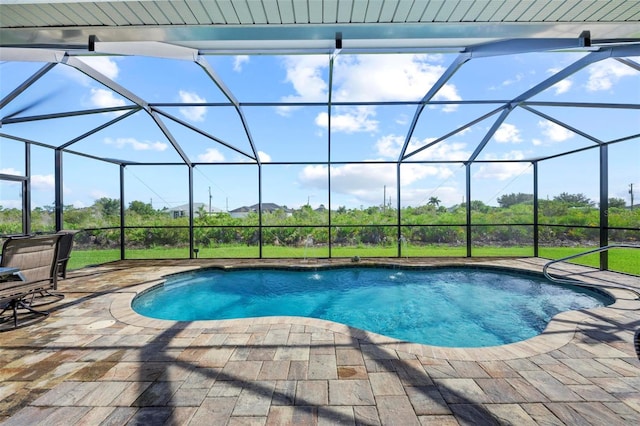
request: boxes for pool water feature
[132,267,612,347]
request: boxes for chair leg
[57,260,68,280]
[31,289,65,305]
[17,299,49,316]
[6,299,49,328]
[0,304,14,327]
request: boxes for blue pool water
[132,267,612,347]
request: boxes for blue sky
[1,50,639,211]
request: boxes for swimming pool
[132,266,613,347]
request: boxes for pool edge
[107,260,638,361]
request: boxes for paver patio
[1,257,639,425]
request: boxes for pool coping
[108,260,639,361]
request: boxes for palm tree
[427,196,441,208]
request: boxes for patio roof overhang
[1,0,640,56]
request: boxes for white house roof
[167,203,223,213]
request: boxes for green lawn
[67,244,639,275]
[539,247,638,276]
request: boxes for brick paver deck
[1,257,639,425]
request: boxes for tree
[608,198,626,209]
[553,192,593,207]
[427,197,441,208]
[128,200,155,216]
[497,192,533,208]
[470,200,490,213]
[94,197,120,217]
[64,206,93,227]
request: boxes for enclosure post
[54,149,63,233]
[24,143,31,234]
[465,163,472,257]
[328,55,334,259]
[119,165,125,261]
[397,163,402,257]
[189,165,194,259]
[328,164,332,258]
[533,161,539,257]
[600,144,609,270]
[258,164,263,258]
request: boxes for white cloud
[77,56,120,80]
[474,162,531,181]
[395,114,410,126]
[299,163,396,203]
[501,73,524,87]
[298,160,455,206]
[474,151,532,181]
[493,123,522,143]
[552,79,572,95]
[538,120,575,143]
[197,148,225,162]
[31,174,55,190]
[60,58,126,113]
[90,88,126,109]
[402,163,455,183]
[280,54,462,123]
[234,55,249,72]
[332,54,460,104]
[586,60,637,92]
[376,134,471,162]
[276,55,329,116]
[545,67,574,95]
[178,90,207,122]
[258,151,271,162]
[90,190,110,200]
[375,134,407,158]
[0,169,21,206]
[104,137,168,151]
[434,85,462,112]
[315,106,378,133]
[373,134,459,182]
[0,167,22,176]
[0,198,21,208]
[281,55,329,103]
[457,126,473,137]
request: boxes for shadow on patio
[1,258,639,424]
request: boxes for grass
[539,247,638,276]
[67,244,640,275]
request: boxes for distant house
[167,202,224,219]
[229,202,292,218]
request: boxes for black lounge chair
[55,230,78,280]
[0,234,61,328]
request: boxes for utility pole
[630,183,634,210]
[209,186,212,214]
[383,185,386,211]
